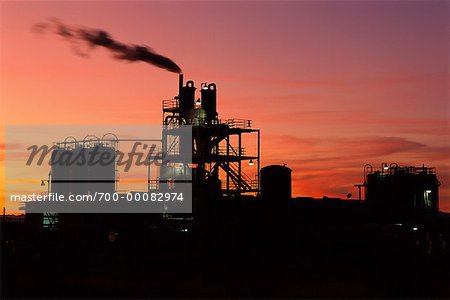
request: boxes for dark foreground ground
[2,209,450,299]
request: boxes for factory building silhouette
[4,75,448,299]
[26,74,440,232]
[20,74,443,245]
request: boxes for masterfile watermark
[10,192,185,203]
[26,142,167,172]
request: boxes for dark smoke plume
[33,19,182,74]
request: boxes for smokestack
[33,19,182,74]
[179,73,184,97]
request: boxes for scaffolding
[162,75,260,196]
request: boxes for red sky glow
[1,1,449,212]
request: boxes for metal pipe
[238,132,242,195]
[179,73,184,96]
[147,158,151,192]
[257,129,260,193]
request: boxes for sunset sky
[1,1,449,212]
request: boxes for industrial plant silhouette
[2,73,449,299]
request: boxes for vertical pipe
[238,132,242,195]
[358,186,361,202]
[147,157,151,192]
[178,74,184,125]
[178,73,184,96]
[257,129,260,193]
[48,172,51,195]
[226,136,230,194]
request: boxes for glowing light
[425,190,432,194]
[249,159,254,166]
[412,226,418,231]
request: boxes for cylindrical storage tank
[365,172,380,208]
[179,81,195,118]
[87,145,116,194]
[201,83,217,123]
[71,147,89,197]
[260,165,292,202]
[51,148,71,198]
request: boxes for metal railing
[216,146,246,156]
[228,162,252,183]
[222,119,252,129]
[222,179,258,190]
[163,99,178,110]
[367,165,437,175]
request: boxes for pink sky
[1,1,449,212]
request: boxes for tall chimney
[179,73,184,97]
